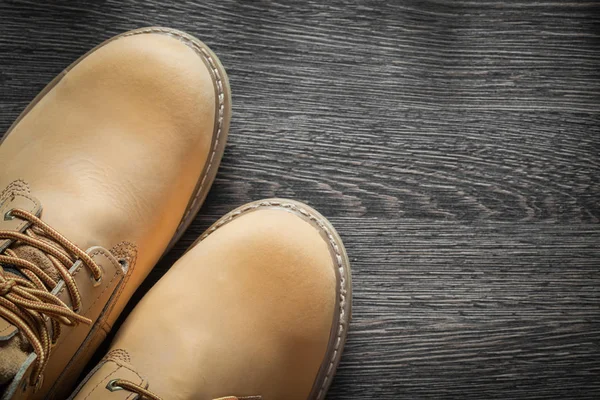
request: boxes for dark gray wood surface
[1,1,599,398]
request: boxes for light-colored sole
[0,26,232,256]
[190,199,353,400]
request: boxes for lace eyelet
[106,379,124,392]
[4,209,15,221]
[89,262,105,288]
[90,272,103,287]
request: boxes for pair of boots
[0,27,352,400]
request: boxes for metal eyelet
[89,262,105,288]
[90,271,103,287]
[118,258,129,270]
[4,209,15,221]
[106,379,123,392]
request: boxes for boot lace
[106,378,262,400]
[0,208,103,385]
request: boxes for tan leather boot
[69,199,352,400]
[0,27,231,400]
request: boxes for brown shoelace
[0,208,103,386]
[108,378,262,400]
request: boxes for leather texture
[0,184,126,400]
[0,27,224,400]
[69,350,149,400]
[71,202,343,400]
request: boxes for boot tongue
[10,244,61,282]
[0,181,44,387]
[0,246,59,387]
[0,334,30,386]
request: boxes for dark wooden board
[0,0,599,398]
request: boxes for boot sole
[190,199,353,400]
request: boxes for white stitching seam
[123,27,225,232]
[199,201,348,400]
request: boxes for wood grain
[0,0,599,398]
